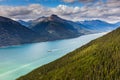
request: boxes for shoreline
[0,32,108,80]
[0,32,109,49]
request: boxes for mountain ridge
[18,16,119,33]
[0,15,119,47]
[78,20,118,32]
[0,15,91,47]
[30,14,92,40]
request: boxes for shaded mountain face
[79,20,118,32]
[30,14,91,40]
[0,15,92,47]
[18,27,120,80]
[115,22,120,26]
[18,20,30,27]
[0,16,39,47]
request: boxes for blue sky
[0,0,84,7]
[0,0,119,23]
[0,0,108,7]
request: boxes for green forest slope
[18,27,120,80]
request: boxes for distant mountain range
[78,20,118,32]
[0,14,119,47]
[29,14,92,40]
[18,16,119,33]
[17,27,120,80]
[0,15,90,47]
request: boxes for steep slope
[30,14,92,40]
[67,20,94,34]
[18,27,120,80]
[18,20,30,27]
[0,16,39,47]
[115,22,120,26]
[79,20,118,32]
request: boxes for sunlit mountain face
[0,0,119,23]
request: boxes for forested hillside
[18,27,120,80]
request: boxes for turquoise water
[0,32,107,80]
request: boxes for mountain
[0,15,93,47]
[0,16,40,47]
[29,16,47,25]
[79,20,118,32]
[115,22,120,26]
[18,20,30,27]
[29,14,92,40]
[18,27,120,80]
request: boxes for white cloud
[0,0,120,23]
[63,0,101,3]
[63,0,75,3]
[51,5,81,15]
